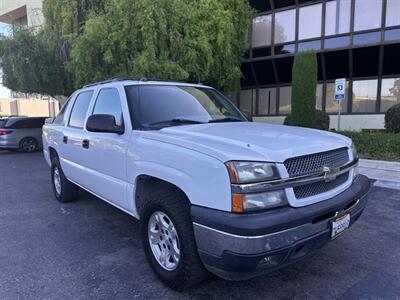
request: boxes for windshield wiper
[148,118,205,127]
[208,117,244,123]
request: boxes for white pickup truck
[43,78,371,290]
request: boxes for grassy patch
[339,131,400,161]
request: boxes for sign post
[334,78,346,131]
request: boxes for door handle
[63,136,68,144]
[82,139,90,149]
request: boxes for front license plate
[331,213,351,240]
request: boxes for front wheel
[140,187,207,291]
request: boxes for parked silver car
[0,117,46,152]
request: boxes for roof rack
[83,77,130,88]
[83,77,203,88]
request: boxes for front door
[80,87,129,210]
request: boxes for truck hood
[142,122,352,163]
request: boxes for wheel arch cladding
[135,175,190,217]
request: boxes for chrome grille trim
[284,148,350,178]
[284,148,350,199]
[231,158,358,194]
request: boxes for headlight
[243,190,287,212]
[351,142,358,160]
[225,161,280,184]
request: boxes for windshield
[125,85,246,129]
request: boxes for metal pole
[338,100,341,131]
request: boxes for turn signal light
[231,193,243,213]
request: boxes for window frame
[90,87,125,128]
[67,90,94,129]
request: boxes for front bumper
[191,175,371,280]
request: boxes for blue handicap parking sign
[335,78,346,101]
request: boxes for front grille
[293,172,349,199]
[284,148,350,199]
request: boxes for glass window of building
[252,15,272,48]
[326,81,349,113]
[299,4,322,40]
[324,36,350,49]
[381,78,400,112]
[279,86,292,114]
[298,40,321,51]
[353,31,381,45]
[352,80,378,113]
[354,0,383,32]
[274,9,296,44]
[316,84,323,110]
[385,29,400,41]
[259,88,277,115]
[386,0,400,27]
[274,44,295,55]
[325,0,351,36]
[239,89,255,114]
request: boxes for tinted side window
[54,96,73,125]
[92,88,123,126]
[32,118,46,128]
[68,91,93,128]
[0,119,8,128]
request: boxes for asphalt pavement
[0,151,399,300]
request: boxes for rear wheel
[51,156,78,203]
[19,137,38,153]
[140,187,207,291]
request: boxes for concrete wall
[253,114,386,132]
[0,99,59,117]
[0,0,43,27]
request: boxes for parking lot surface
[0,151,399,300]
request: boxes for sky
[0,22,11,36]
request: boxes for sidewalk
[359,159,400,190]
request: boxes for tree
[69,0,253,90]
[389,78,400,102]
[289,51,318,128]
[0,29,68,97]
[1,0,252,96]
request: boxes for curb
[373,180,400,191]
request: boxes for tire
[19,137,38,153]
[140,186,208,291]
[51,156,78,203]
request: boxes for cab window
[92,88,123,127]
[68,91,93,128]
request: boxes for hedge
[340,131,400,161]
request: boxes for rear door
[80,86,130,209]
[59,90,94,183]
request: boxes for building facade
[0,0,44,28]
[231,0,400,130]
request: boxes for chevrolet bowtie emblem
[322,166,339,183]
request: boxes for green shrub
[340,131,400,161]
[290,51,318,128]
[315,110,330,130]
[385,103,400,133]
[284,110,330,130]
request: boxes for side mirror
[242,111,253,122]
[86,114,124,134]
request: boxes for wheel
[19,137,38,153]
[51,156,78,203]
[140,186,207,291]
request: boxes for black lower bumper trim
[199,203,366,281]
[191,175,371,236]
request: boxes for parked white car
[42,78,371,290]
